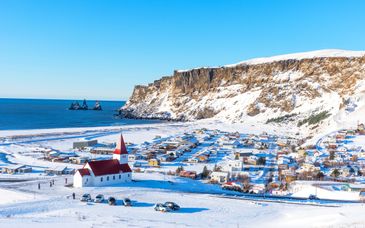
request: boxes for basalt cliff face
[121,50,365,132]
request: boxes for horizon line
[0,96,127,102]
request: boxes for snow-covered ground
[0,120,365,227]
[1,172,365,228]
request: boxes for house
[148,158,161,167]
[210,171,230,184]
[276,139,288,147]
[246,156,258,165]
[2,165,32,174]
[234,151,253,159]
[69,156,89,164]
[133,161,143,168]
[187,157,199,163]
[128,154,137,162]
[278,164,289,170]
[297,149,307,157]
[251,184,265,194]
[45,166,75,175]
[223,160,243,172]
[73,140,98,149]
[90,147,115,155]
[73,134,132,188]
[222,181,243,191]
[196,155,209,162]
[179,170,197,179]
[337,146,348,152]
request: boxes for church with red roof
[73,134,132,187]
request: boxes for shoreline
[0,119,301,139]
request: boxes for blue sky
[0,0,364,100]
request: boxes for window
[119,175,121,179]
[100,177,103,182]
[113,175,115,180]
[107,176,109,181]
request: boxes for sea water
[0,98,159,130]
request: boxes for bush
[266,113,298,124]
[297,111,331,127]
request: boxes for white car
[94,194,104,203]
[81,194,92,202]
[154,203,171,212]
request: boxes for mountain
[121,49,365,136]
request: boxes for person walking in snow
[72,192,75,200]
[52,179,55,185]
[65,178,67,185]
[50,181,52,187]
[38,183,40,190]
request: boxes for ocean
[0,98,159,130]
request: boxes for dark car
[308,194,319,200]
[163,202,180,211]
[123,198,132,206]
[108,197,116,205]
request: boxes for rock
[120,51,365,132]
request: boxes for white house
[210,171,230,184]
[73,134,132,188]
[222,160,243,172]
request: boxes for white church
[73,134,132,188]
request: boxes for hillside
[121,49,365,136]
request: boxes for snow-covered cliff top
[226,49,365,67]
[177,49,365,72]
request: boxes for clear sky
[0,0,364,101]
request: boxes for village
[2,123,365,203]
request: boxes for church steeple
[113,133,128,164]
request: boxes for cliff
[121,49,365,133]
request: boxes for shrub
[266,113,298,124]
[297,111,331,127]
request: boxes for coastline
[0,118,302,143]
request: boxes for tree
[176,166,184,174]
[316,171,325,180]
[329,151,335,160]
[213,164,221,172]
[267,174,273,184]
[201,166,210,179]
[349,167,355,175]
[257,157,266,166]
[358,170,363,176]
[331,169,340,178]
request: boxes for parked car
[80,193,92,202]
[163,202,180,211]
[308,194,319,200]
[108,197,116,205]
[94,194,104,203]
[154,203,171,212]
[123,198,132,206]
